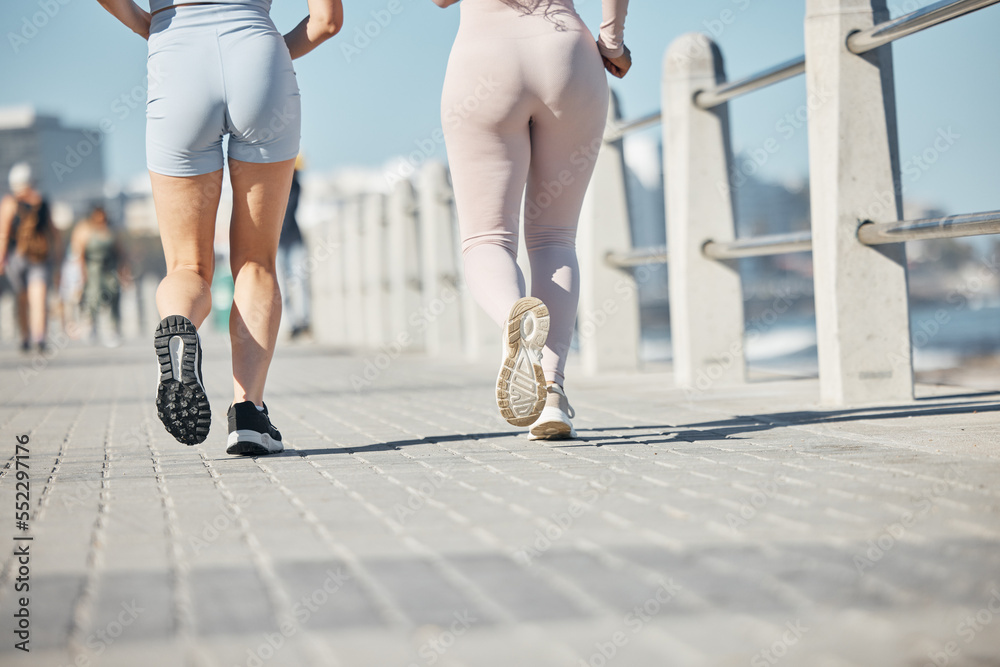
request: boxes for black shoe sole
[154,315,211,445]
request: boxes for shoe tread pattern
[497,298,549,427]
[154,315,211,445]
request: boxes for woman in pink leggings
[433,0,631,439]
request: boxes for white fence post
[417,162,463,356]
[306,213,346,346]
[577,90,641,375]
[805,0,913,404]
[341,196,366,347]
[361,192,387,348]
[663,33,746,390]
[387,179,425,351]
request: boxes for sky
[1,0,998,216]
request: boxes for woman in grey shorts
[99,0,342,454]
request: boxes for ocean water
[638,302,1000,376]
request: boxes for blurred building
[0,105,106,223]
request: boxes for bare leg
[26,281,46,343]
[16,291,28,343]
[228,158,294,406]
[150,170,222,326]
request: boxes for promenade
[0,336,998,667]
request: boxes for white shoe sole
[497,297,549,427]
[226,430,284,456]
[528,406,577,440]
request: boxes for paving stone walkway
[0,337,998,667]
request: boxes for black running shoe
[226,401,283,456]
[154,315,211,445]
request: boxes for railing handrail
[605,111,662,142]
[605,245,668,269]
[607,56,807,140]
[703,230,813,260]
[847,0,1000,54]
[694,55,806,110]
[858,209,1000,245]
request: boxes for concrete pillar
[417,162,463,356]
[663,33,746,389]
[305,215,346,346]
[577,89,641,375]
[805,0,912,404]
[387,179,425,351]
[341,196,366,347]
[361,192,388,348]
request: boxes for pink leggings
[441,0,609,385]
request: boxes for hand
[601,43,632,79]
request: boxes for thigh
[150,170,222,274]
[442,45,533,253]
[524,34,608,244]
[228,158,295,268]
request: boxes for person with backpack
[0,162,59,353]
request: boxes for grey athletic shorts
[146,3,301,177]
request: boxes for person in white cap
[0,162,58,353]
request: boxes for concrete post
[361,192,388,348]
[305,216,346,346]
[417,162,463,356]
[663,33,746,390]
[387,179,425,351]
[577,89,641,375]
[805,0,913,404]
[341,196,366,347]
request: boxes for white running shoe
[528,384,577,440]
[497,297,549,427]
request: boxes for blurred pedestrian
[276,154,312,339]
[0,162,59,353]
[99,0,343,453]
[71,206,130,346]
[431,0,631,439]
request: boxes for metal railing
[694,56,806,110]
[847,0,1000,53]
[858,210,1000,245]
[597,0,999,403]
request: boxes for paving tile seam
[194,449,338,667]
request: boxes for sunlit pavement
[1,336,998,667]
